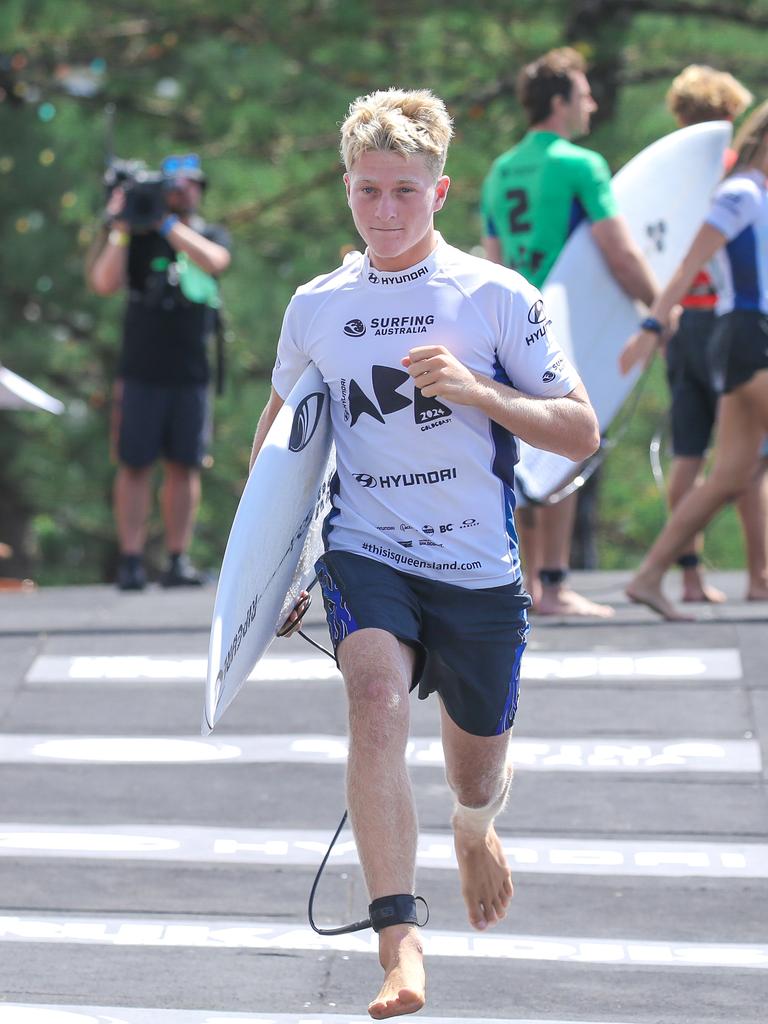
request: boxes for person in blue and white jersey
[249,88,599,1019]
[621,99,768,622]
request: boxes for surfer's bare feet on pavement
[747,582,768,601]
[536,585,615,619]
[369,926,425,1020]
[453,822,513,930]
[626,577,695,622]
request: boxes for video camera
[103,158,168,230]
[103,154,207,231]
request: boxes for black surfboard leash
[278,584,374,934]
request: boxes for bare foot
[681,579,727,604]
[368,926,425,1020]
[747,583,768,601]
[535,586,615,619]
[453,822,513,930]
[626,579,695,622]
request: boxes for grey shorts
[315,550,530,737]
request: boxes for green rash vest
[481,131,618,288]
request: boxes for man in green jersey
[482,47,658,616]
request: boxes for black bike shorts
[708,310,768,395]
[665,309,718,457]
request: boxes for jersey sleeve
[575,151,618,224]
[706,177,761,241]
[495,280,581,399]
[271,296,311,399]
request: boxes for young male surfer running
[250,88,599,1019]
[481,47,658,617]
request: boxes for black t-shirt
[118,218,231,385]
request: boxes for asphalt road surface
[0,569,766,1023]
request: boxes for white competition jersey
[272,236,580,588]
[707,169,768,315]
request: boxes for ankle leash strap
[369,894,429,932]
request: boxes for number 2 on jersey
[506,188,531,233]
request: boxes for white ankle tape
[453,767,513,834]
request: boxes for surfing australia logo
[289,392,325,452]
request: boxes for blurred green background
[2,0,767,584]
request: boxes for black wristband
[640,316,664,335]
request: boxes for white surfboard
[203,364,335,734]
[514,120,732,503]
[0,366,65,414]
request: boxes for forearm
[592,216,658,307]
[249,389,285,471]
[473,378,600,463]
[87,230,128,294]
[604,247,657,307]
[643,224,727,327]
[165,220,230,275]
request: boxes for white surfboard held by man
[249,88,599,1019]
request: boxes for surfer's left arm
[591,215,658,307]
[403,346,599,462]
[619,222,727,375]
[249,387,285,471]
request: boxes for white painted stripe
[24,648,742,684]
[0,823,765,878]
[0,1009,639,1024]
[0,733,758,773]
[0,913,765,968]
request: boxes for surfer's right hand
[276,590,311,638]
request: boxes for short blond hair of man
[340,88,454,180]
[666,65,754,126]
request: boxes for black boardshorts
[117,378,211,468]
[315,550,531,737]
[708,310,768,395]
[665,309,719,458]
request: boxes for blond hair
[666,65,753,125]
[340,88,454,179]
[732,98,768,171]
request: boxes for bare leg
[337,629,425,1020]
[439,702,514,931]
[160,461,201,554]
[737,457,768,600]
[536,493,614,618]
[113,464,153,554]
[667,455,726,603]
[627,378,768,620]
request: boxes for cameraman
[88,154,231,590]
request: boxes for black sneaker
[116,554,147,592]
[160,553,206,588]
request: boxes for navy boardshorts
[315,550,531,737]
[117,378,211,469]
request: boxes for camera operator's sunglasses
[161,153,202,176]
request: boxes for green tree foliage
[1,0,767,582]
